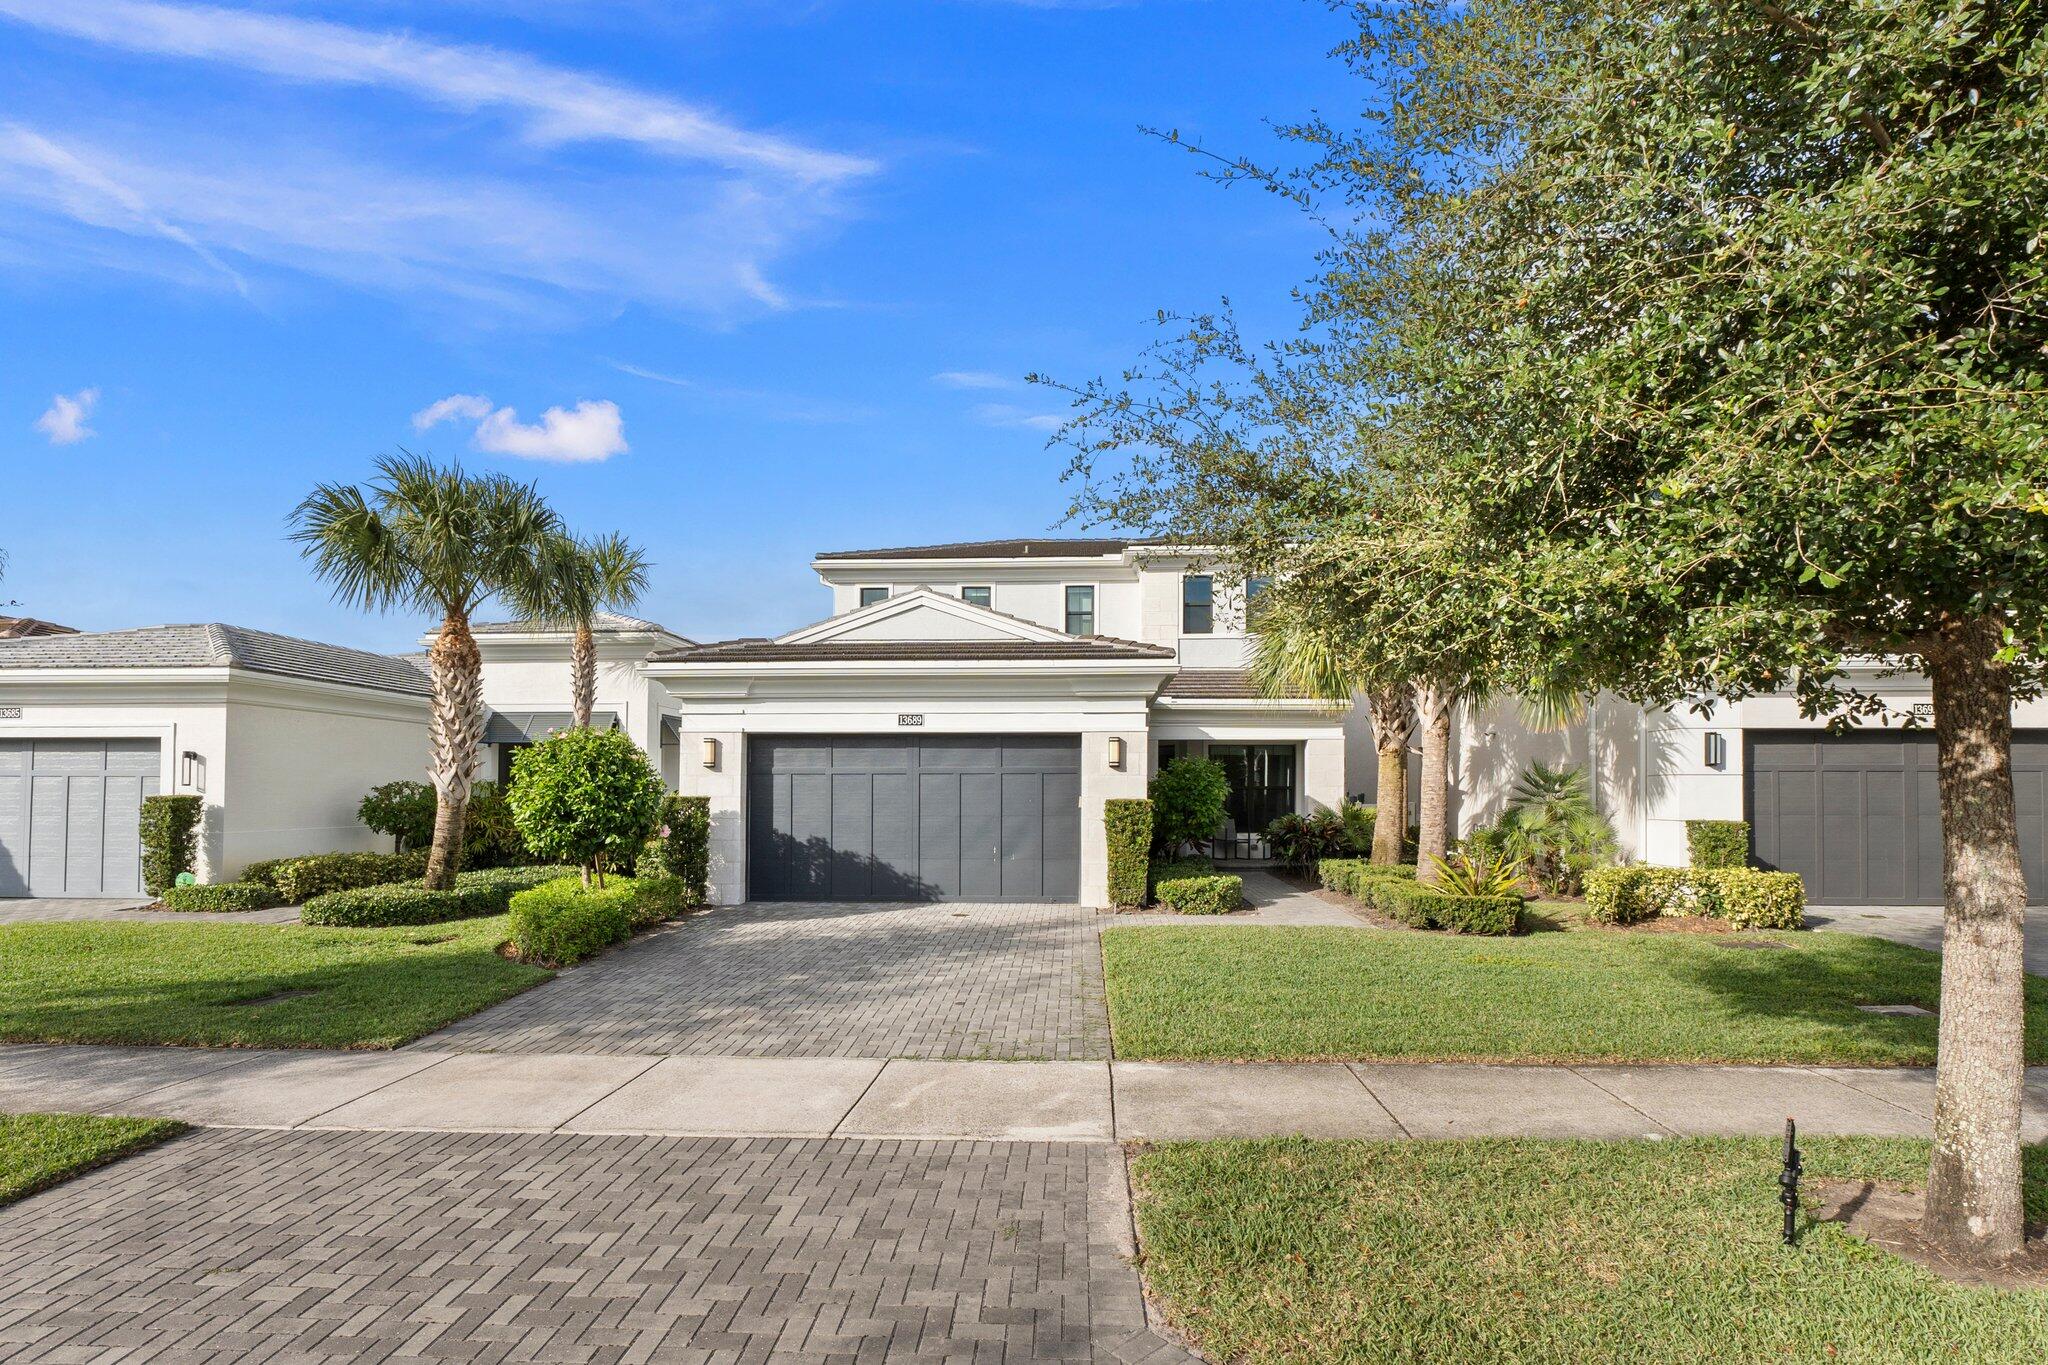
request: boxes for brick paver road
[0,1127,1189,1364]
[426,901,1111,1061]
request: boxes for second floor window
[859,587,889,608]
[1182,574,1213,634]
[961,586,992,609]
[1064,584,1096,636]
[1244,576,1272,627]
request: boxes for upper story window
[1244,576,1272,627]
[859,587,889,609]
[1064,584,1096,636]
[1182,574,1214,634]
[961,586,993,609]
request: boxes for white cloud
[413,392,628,462]
[0,1,873,182]
[933,369,1021,390]
[971,402,1063,433]
[411,393,495,431]
[34,387,98,444]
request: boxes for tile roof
[1158,669,1327,701]
[0,624,433,697]
[470,611,681,637]
[0,616,77,639]
[650,637,1176,664]
[813,537,1165,562]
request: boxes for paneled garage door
[1747,730,2047,905]
[747,735,1081,902]
[0,739,162,898]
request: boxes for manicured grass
[1131,1136,2048,1365]
[0,1113,185,1206]
[1102,924,2048,1064]
[0,916,550,1049]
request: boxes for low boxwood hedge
[300,864,575,927]
[1316,859,1419,899]
[158,881,279,912]
[1367,877,1523,935]
[1685,819,1751,870]
[509,878,635,965]
[242,850,429,905]
[1155,873,1243,915]
[1584,865,1805,930]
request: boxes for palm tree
[290,455,566,889]
[537,533,651,730]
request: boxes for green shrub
[1316,858,1418,899]
[462,780,531,869]
[1148,758,1229,853]
[1339,801,1377,857]
[357,781,436,851]
[1584,865,1805,929]
[508,729,666,882]
[1265,810,1350,872]
[625,875,692,928]
[158,881,278,912]
[508,878,635,965]
[1490,762,1617,895]
[138,795,203,896]
[1367,877,1523,935]
[1686,820,1751,870]
[245,850,429,905]
[1155,873,1243,915]
[357,779,529,867]
[1104,799,1154,908]
[300,864,573,927]
[636,794,710,905]
[1150,855,1214,886]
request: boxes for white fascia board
[811,553,1130,575]
[1152,696,1340,711]
[642,657,1174,681]
[223,671,434,721]
[0,667,235,706]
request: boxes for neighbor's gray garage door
[0,739,161,898]
[748,735,1080,902]
[1747,730,2047,905]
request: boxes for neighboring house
[0,624,433,896]
[445,612,694,789]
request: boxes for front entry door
[1205,743,1298,860]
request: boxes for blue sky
[0,0,1351,651]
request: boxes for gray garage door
[1747,730,2048,905]
[0,739,162,898]
[748,735,1081,902]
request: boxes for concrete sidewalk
[4,1043,2044,1143]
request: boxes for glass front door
[1204,743,1298,860]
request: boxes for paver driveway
[425,901,1112,1060]
[0,1127,1174,1364]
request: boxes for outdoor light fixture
[1108,736,1126,769]
[180,749,202,789]
[1704,731,1728,770]
[701,737,720,769]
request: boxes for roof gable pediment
[780,587,1071,646]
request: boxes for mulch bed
[1810,1179,2048,1289]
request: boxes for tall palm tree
[291,455,566,889]
[537,533,651,730]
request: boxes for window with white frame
[1064,584,1096,635]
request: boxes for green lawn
[1131,1137,2048,1365]
[0,916,549,1049]
[0,1113,185,1206]
[1102,924,2048,1064]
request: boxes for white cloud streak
[0,0,873,183]
[35,387,99,444]
[971,402,1063,432]
[411,393,494,430]
[932,369,1022,390]
[413,393,628,462]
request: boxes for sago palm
[290,455,566,889]
[535,532,651,729]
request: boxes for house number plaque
[897,714,925,727]
[0,707,18,719]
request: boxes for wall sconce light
[1703,731,1727,770]
[1108,736,1126,770]
[701,737,720,770]
[180,749,202,789]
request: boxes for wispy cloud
[0,0,873,182]
[932,369,1022,391]
[609,359,879,424]
[971,402,1064,433]
[34,387,98,444]
[415,393,628,461]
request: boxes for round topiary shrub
[506,728,666,885]
[1148,757,1229,854]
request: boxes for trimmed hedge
[1316,859,1418,900]
[1686,820,1751,870]
[1368,877,1523,935]
[508,878,635,966]
[158,881,279,912]
[636,795,711,906]
[1105,799,1154,908]
[139,795,203,896]
[1155,874,1243,915]
[242,850,429,905]
[300,864,574,927]
[1584,865,1805,930]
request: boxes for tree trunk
[424,610,484,890]
[571,624,597,729]
[1369,685,1415,866]
[1415,683,1456,883]
[1923,614,2030,1265]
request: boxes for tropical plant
[1265,810,1350,873]
[1147,757,1229,855]
[1490,764,1615,896]
[292,455,568,888]
[541,531,652,729]
[506,728,665,886]
[1427,847,1527,899]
